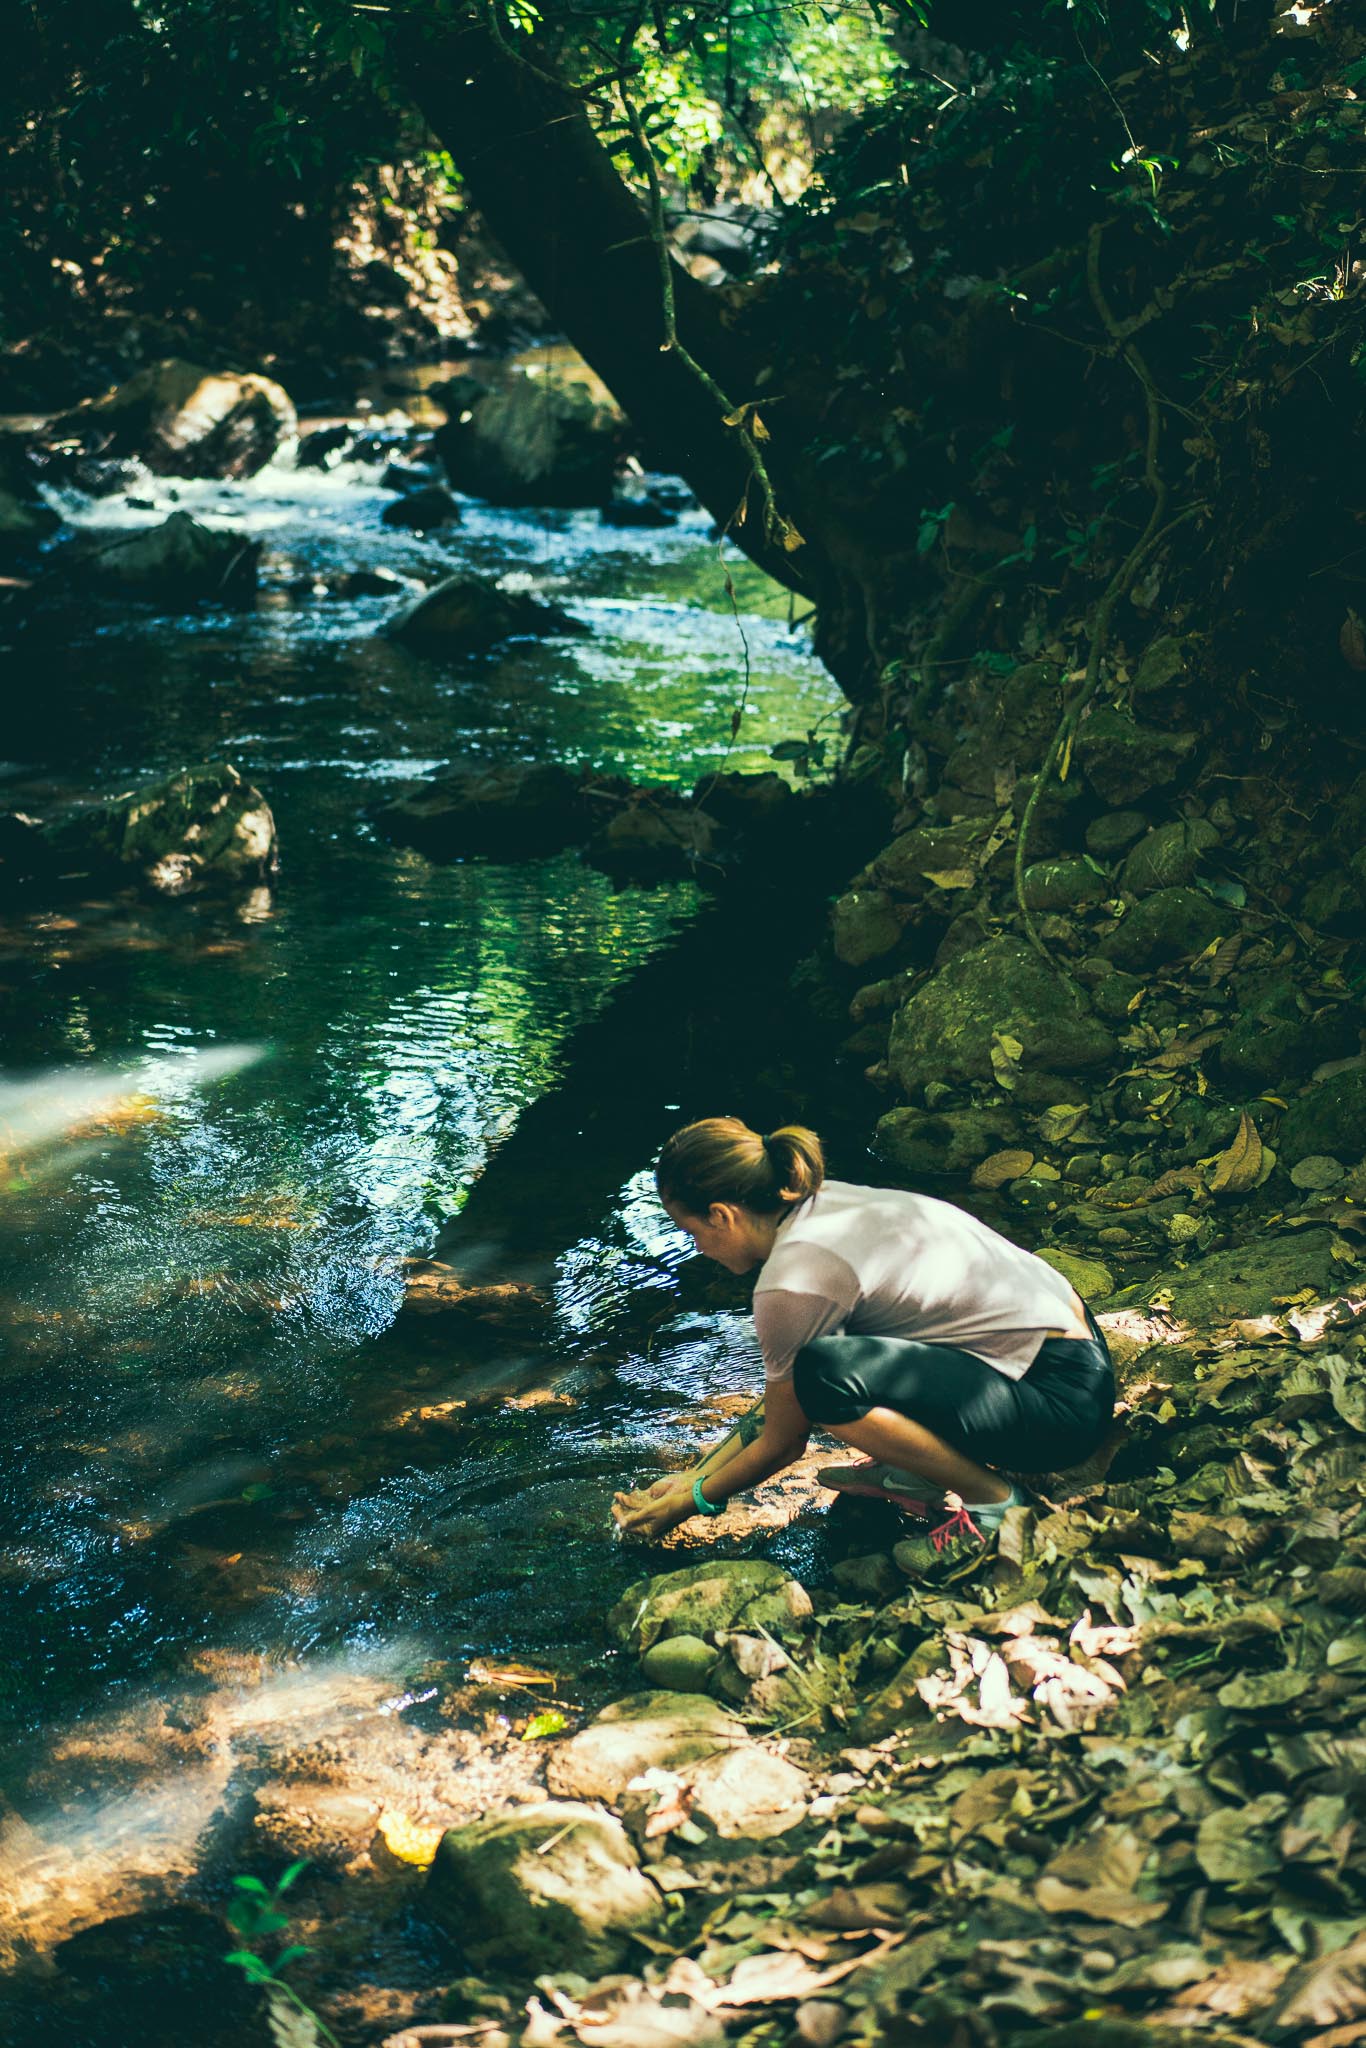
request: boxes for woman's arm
[612,1376,809,1539]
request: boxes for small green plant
[225,1860,340,2048]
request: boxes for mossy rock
[875,1103,1021,1178]
[832,886,906,967]
[1120,819,1219,896]
[868,816,994,897]
[1086,810,1149,858]
[1072,707,1199,805]
[1036,1247,1115,1303]
[1020,857,1107,911]
[1218,997,1360,1092]
[1104,1229,1336,1321]
[1280,1066,1366,1166]
[888,938,1115,1093]
[34,762,277,895]
[1099,887,1227,970]
[608,1559,813,1655]
[638,1635,720,1692]
[426,1801,662,1973]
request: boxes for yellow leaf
[922,866,977,890]
[377,1810,444,1867]
[780,519,806,552]
[751,411,771,441]
[1207,1110,1264,1197]
[1259,1094,1289,1110]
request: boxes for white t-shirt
[752,1179,1079,1384]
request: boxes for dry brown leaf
[712,1933,905,2009]
[1149,1165,1205,1199]
[1208,1110,1264,1196]
[971,1148,1035,1190]
[1035,1825,1167,1927]
[1150,1027,1223,1070]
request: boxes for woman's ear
[707,1201,737,1232]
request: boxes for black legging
[792,1311,1115,1474]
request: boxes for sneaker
[902,1483,1033,1562]
[816,1458,944,1519]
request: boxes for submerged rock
[546,1692,744,1803]
[73,510,259,604]
[6,762,277,896]
[426,1801,662,1973]
[45,359,295,479]
[433,371,627,507]
[888,938,1115,1093]
[372,758,591,861]
[586,795,721,879]
[381,572,581,649]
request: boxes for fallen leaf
[972,1149,1035,1189]
[1035,1826,1167,1927]
[1208,1110,1264,1196]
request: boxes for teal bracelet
[692,1476,723,1518]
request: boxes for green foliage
[225,1860,341,2048]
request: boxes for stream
[0,377,848,1978]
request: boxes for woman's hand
[611,1478,700,1541]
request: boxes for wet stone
[545,1693,745,1805]
[1099,887,1227,970]
[888,937,1115,1092]
[425,1801,663,1974]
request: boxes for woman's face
[663,1196,764,1274]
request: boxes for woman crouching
[611,1116,1115,1557]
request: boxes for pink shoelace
[928,1504,984,1552]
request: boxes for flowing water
[0,389,849,1977]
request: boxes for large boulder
[433,370,628,507]
[9,762,277,896]
[1279,1066,1366,1167]
[74,511,259,604]
[546,1692,745,1804]
[381,572,581,650]
[46,360,295,478]
[425,1801,662,1974]
[1107,1229,1337,1322]
[371,758,592,861]
[608,1559,813,1656]
[888,938,1115,1094]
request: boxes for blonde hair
[655,1116,825,1219]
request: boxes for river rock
[587,797,721,879]
[693,770,792,831]
[687,1747,810,1840]
[381,572,581,649]
[888,938,1115,1094]
[1072,707,1199,804]
[373,758,590,860]
[875,1103,1021,1178]
[1279,1066,1366,1167]
[1217,975,1360,1091]
[1120,818,1219,895]
[1086,810,1149,858]
[1109,1228,1336,1323]
[1098,886,1227,969]
[75,511,259,604]
[867,815,995,897]
[545,1693,744,1804]
[16,762,277,895]
[609,1560,813,1656]
[639,1636,720,1692]
[1020,857,1107,911]
[380,484,462,530]
[1036,1248,1115,1303]
[46,359,295,478]
[832,886,906,967]
[425,1801,663,1973]
[434,371,627,507]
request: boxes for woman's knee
[792,1336,864,1423]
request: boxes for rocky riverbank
[164,1270,1364,2048]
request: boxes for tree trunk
[393,13,816,597]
